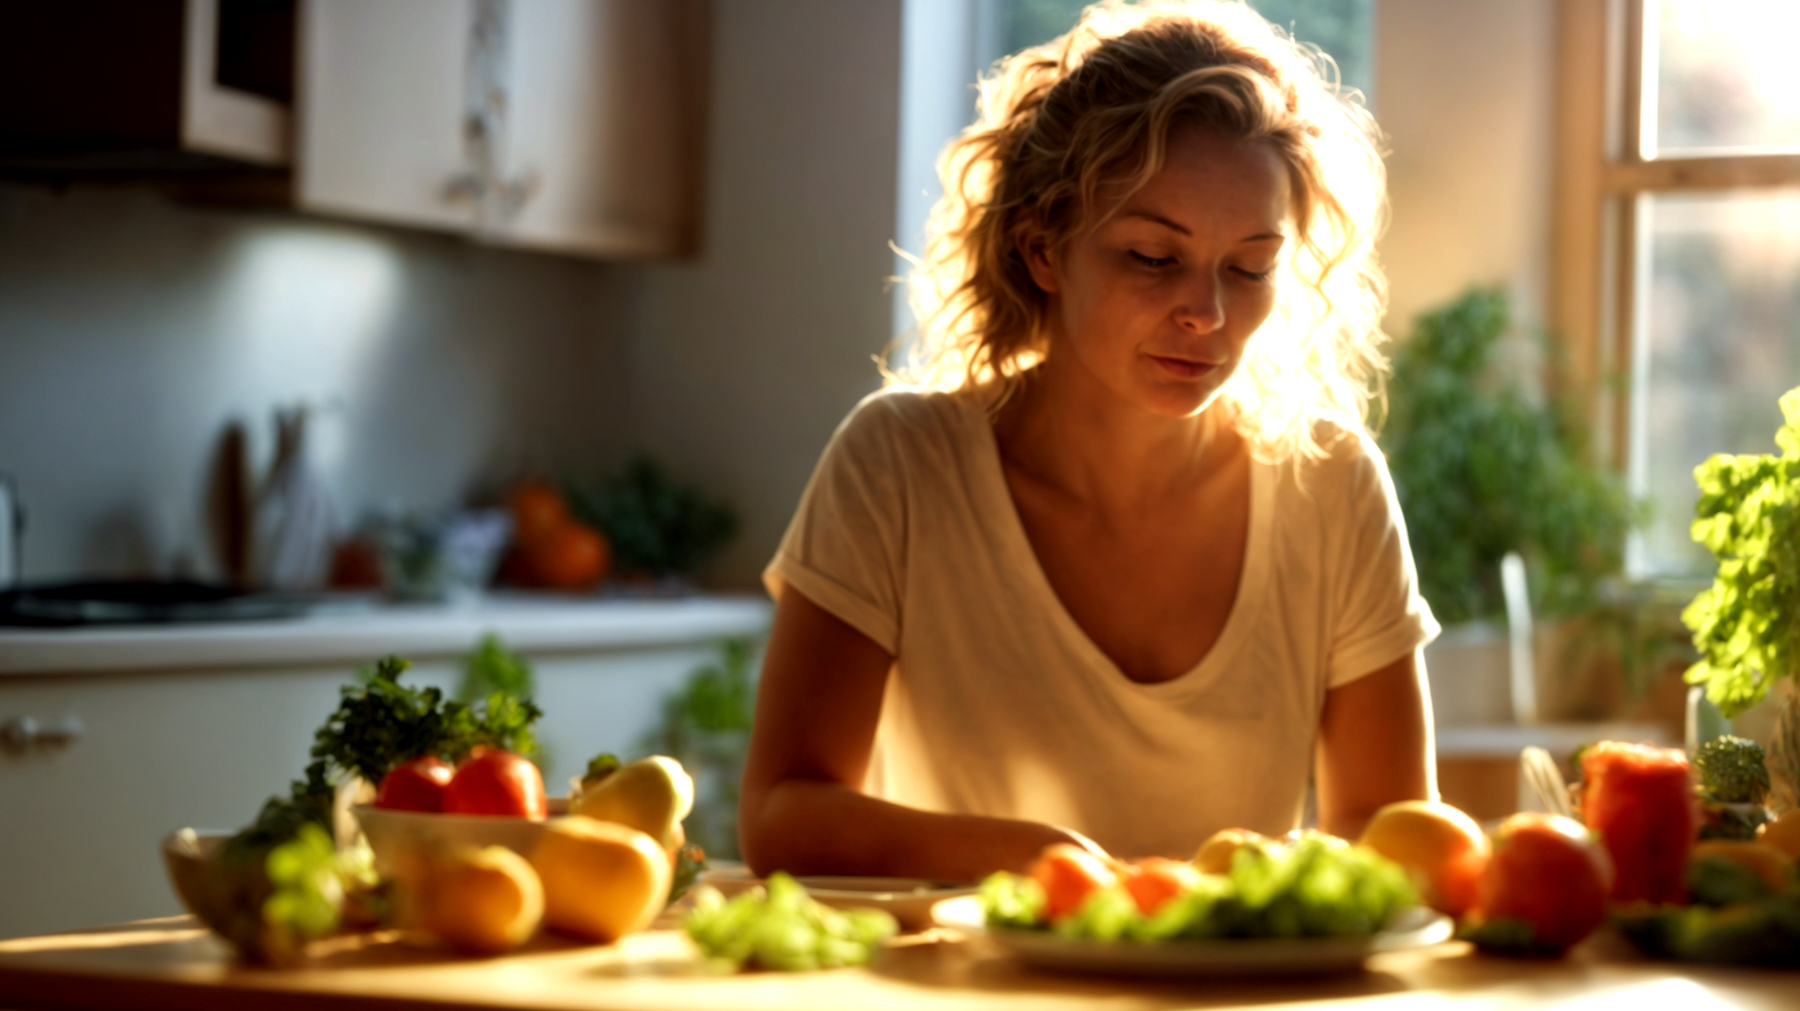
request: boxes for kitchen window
[1552,0,1800,579]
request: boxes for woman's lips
[1148,354,1217,380]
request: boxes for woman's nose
[1174,271,1225,333]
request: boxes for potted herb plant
[1380,288,1644,722]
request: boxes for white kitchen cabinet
[297,0,474,232]
[298,0,704,258]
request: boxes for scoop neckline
[958,390,1272,698]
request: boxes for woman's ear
[1019,227,1061,295]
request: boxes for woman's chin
[1134,379,1225,420]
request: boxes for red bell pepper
[1579,741,1695,904]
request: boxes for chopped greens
[262,824,377,951]
[981,835,1416,941]
[684,873,897,971]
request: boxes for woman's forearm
[739,778,1079,883]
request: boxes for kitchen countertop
[0,593,772,677]
[0,916,1792,1011]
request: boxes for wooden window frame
[1552,0,1800,482]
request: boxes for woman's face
[1026,127,1291,419]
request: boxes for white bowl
[353,800,566,873]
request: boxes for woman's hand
[738,587,1090,881]
[1314,649,1434,840]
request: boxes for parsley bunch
[1682,386,1800,717]
[311,655,543,784]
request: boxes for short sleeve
[1326,433,1441,688]
[763,393,909,655]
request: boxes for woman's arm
[738,587,1089,882]
[1313,649,1435,840]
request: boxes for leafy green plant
[314,656,543,785]
[1682,386,1800,717]
[637,638,760,859]
[1379,288,1638,625]
[456,635,542,762]
[567,457,738,580]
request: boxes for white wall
[0,184,633,582]
[629,0,904,588]
[1376,0,1556,337]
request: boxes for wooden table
[0,916,1793,1011]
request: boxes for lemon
[572,755,694,852]
[1358,801,1490,917]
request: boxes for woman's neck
[991,355,1234,515]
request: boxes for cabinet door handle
[1,714,83,753]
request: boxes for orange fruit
[1121,857,1202,915]
[425,846,545,955]
[530,817,671,942]
[527,523,611,591]
[508,481,570,546]
[1028,843,1119,920]
[1757,809,1800,860]
[1193,828,1269,875]
[1359,801,1489,917]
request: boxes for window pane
[1652,0,1800,154]
[998,0,1372,96]
[1633,190,1800,576]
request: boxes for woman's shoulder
[832,384,985,454]
[1270,417,1394,502]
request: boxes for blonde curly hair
[895,0,1389,461]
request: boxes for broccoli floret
[1694,735,1771,805]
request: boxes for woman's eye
[1232,266,1275,282]
[1128,250,1177,269]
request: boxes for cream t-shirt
[764,387,1439,859]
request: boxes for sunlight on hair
[895,0,1388,462]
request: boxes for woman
[739,0,1438,882]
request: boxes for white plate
[930,895,1454,977]
[697,865,977,931]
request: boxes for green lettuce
[1683,386,1800,717]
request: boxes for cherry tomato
[1121,857,1202,916]
[373,756,454,812]
[1028,843,1118,920]
[443,746,547,819]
